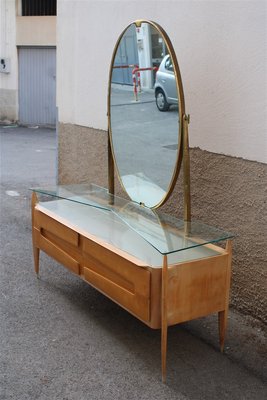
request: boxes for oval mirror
[108,20,185,208]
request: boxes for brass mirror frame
[107,19,191,219]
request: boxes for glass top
[31,184,234,255]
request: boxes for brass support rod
[108,129,114,195]
[218,239,233,352]
[183,114,191,222]
[161,255,168,383]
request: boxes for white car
[154,55,178,111]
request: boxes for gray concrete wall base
[0,88,17,122]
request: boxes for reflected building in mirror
[112,22,168,91]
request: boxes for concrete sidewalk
[0,126,266,400]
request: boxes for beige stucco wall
[57,0,267,163]
[16,16,56,46]
[58,123,267,324]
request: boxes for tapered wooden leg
[218,310,227,352]
[33,245,40,277]
[31,192,40,277]
[161,320,167,383]
[218,239,232,352]
[161,255,168,383]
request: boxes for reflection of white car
[154,55,178,111]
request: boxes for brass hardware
[134,20,142,28]
[108,129,114,196]
[161,255,168,383]
[184,114,190,124]
[183,114,191,222]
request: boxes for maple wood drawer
[82,237,151,322]
[34,229,80,275]
[35,210,79,247]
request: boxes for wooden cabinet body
[32,199,232,336]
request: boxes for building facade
[0,0,56,126]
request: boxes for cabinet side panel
[149,268,162,329]
[167,255,228,325]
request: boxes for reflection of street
[110,84,180,205]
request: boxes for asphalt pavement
[0,126,266,400]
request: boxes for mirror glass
[109,21,182,208]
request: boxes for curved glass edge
[30,184,116,212]
[30,184,234,255]
[112,204,234,255]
